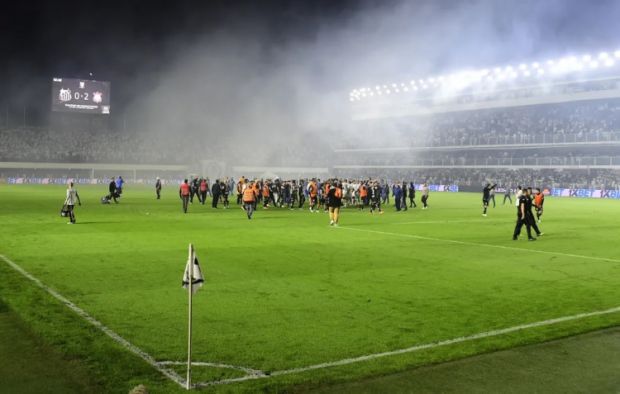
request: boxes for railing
[425,131,620,147]
[334,156,620,168]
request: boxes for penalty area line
[0,254,186,389]
[338,226,620,264]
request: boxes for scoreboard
[51,77,111,114]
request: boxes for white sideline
[192,304,620,386]
[0,254,186,389]
[338,226,620,264]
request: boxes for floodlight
[605,59,615,67]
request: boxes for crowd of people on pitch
[176,177,432,218]
[333,168,620,190]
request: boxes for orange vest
[534,194,544,206]
[360,185,367,198]
[243,186,256,202]
[262,185,270,197]
[309,183,318,197]
[180,183,190,196]
[335,187,342,199]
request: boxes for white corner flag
[182,243,204,390]
[182,247,204,294]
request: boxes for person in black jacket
[155,177,162,199]
[482,183,497,216]
[211,179,220,208]
[408,182,417,208]
[108,177,119,203]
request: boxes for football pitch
[1,184,619,392]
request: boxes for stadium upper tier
[349,49,620,120]
[336,99,620,152]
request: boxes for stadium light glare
[537,69,545,75]
[599,52,609,59]
[386,90,391,94]
[582,54,591,62]
[519,64,527,70]
[615,50,620,58]
[589,61,599,69]
[605,59,615,67]
[532,62,540,68]
[523,70,531,77]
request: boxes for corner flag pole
[186,243,194,390]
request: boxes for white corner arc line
[157,360,265,376]
[0,254,186,388]
[338,226,620,264]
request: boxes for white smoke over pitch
[127,0,620,166]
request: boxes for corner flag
[182,250,204,294]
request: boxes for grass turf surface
[0,184,619,392]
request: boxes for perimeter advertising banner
[550,188,620,199]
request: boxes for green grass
[0,184,619,392]
[310,327,620,394]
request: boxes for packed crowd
[332,168,620,190]
[0,127,202,164]
[339,99,620,149]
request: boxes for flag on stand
[182,252,204,294]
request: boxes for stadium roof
[349,48,620,102]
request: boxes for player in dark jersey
[155,177,162,200]
[369,181,384,214]
[482,183,496,216]
[513,188,535,241]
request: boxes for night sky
[1,0,357,121]
[2,0,620,126]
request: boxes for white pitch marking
[338,226,620,264]
[392,219,503,225]
[266,305,620,377]
[0,254,186,388]
[193,304,620,386]
[157,360,265,376]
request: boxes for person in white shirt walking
[65,182,81,224]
